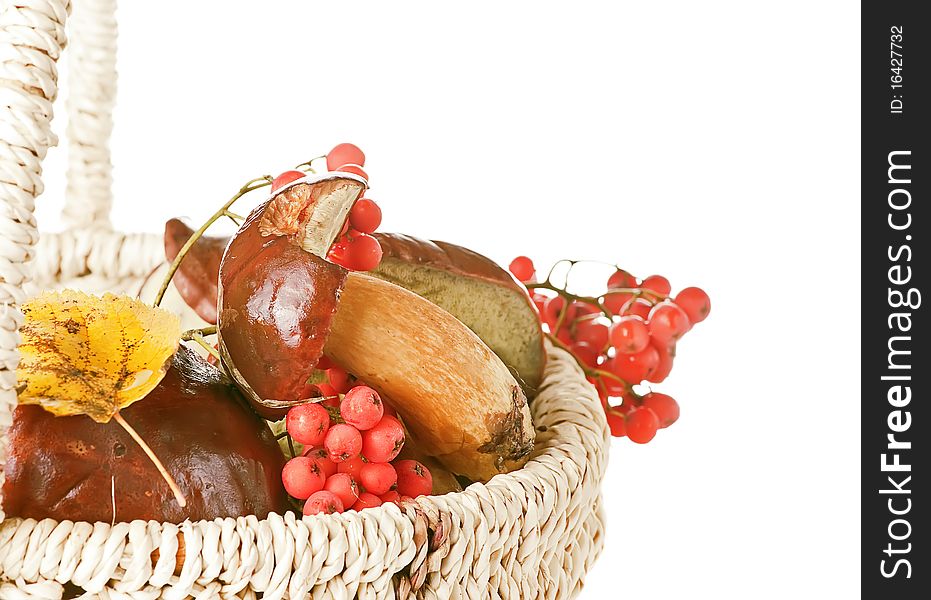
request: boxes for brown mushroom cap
[164,218,226,324]
[2,346,290,523]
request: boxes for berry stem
[542,258,628,288]
[595,377,610,403]
[606,287,668,303]
[223,210,244,226]
[543,258,575,284]
[152,175,274,307]
[553,294,572,334]
[189,332,222,363]
[113,411,187,507]
[294,155,326,172]
[526,281,613,318]
[181,326,217,340]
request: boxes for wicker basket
[0,1,609,598]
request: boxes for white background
[35,2,860,597]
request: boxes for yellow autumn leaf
[17,290,181,423]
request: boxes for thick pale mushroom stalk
[327,273,535,480]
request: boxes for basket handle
[0,0,71,521]
[61,0,116,230]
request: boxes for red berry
[336,164,368,180]
[324,423,363,462]
[554,325,573,345]
[286,402,330,446]
[324,472,360,508]
[340,385,384,430]
[605,409,627,437]
[641,392,680,428]
[626,407,660,444]
[316,356,334,371]
[595,376,627,398]
[543,296,566,328]
[359,462,398,496]
[303,446,339,478]
[648,301,691,345]
[605,408,627,437]
[379,490,402,505]
[604,292,632,315]
[508,256,536,282]
[571,301,600,318]
[282,457,326,500]
[646,341,674,383]
[327,143,366,170]
[271,170,306,193]
[570,341,600,368]
[674,287,711,324]
[625,299,652,320]
[394,459,433,497]
[337,454,367,478]
[602,375,631,399]
[303,490,344,515]
[349,198,382,234]
[614,402,634,416]
[607,269,636,290]
[640,275,671,296]
[574,317,609,351]
[361,415,405,463]
[327,366,353,394]
[530,292,548,315]
[352,493,383,511]
[327,239,350,267]
[604,269,637,315]
[344,233,383,271]
[609,316,650,354]
[607,344,660,383]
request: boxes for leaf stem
[113,411,187,507]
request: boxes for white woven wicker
[0,1,609,598]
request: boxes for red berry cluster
[282,375,432,515]
[508,257,710,444]
[325,143,383,271]
[271,143,384,272]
